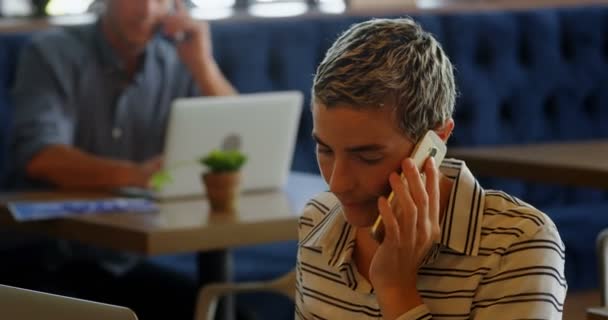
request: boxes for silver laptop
[157,91,303,200]
[0,284,138,320]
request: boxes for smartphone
[369,130,447,243]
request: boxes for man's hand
[27,145,165,190]
[120,156,164,188]
[161,0,236,96]
[369,157,441,320]
[162,0,213,74]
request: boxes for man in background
[12,0,235,190]
[4,0,237,319]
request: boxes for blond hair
[313,18,456,141]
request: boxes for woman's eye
[358,153,383,164]
[359,156,382,164]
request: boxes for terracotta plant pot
[201,171,241,213]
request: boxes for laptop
[0,284,138,320]
[157,91,304,200]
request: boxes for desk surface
[0,172,327,256]
[448,140,608,189]
[588,307,608,320]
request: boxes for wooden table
[588,307,608,320]
[0,172,327,320]
[0,172,327,255]
[447,140,608,189]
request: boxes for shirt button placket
[112,127,123,140]
[113,86,129,142]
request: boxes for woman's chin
[341,206,378,227]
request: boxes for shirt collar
[94,19,156,84]
[299,194,355,268]
[94,19,124,72]
[438,159,485,256]
[301,159,486,262]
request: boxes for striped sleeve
[471,224,567,319]
[294,195,325,320]
[395,304,432,320]
[295,260,313,320]
[298,213,315,238]
[298,195,329,239]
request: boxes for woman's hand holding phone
[368,157,441,320]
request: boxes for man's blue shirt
[10,20,199,182]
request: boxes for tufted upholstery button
[0,52,6,88]
[560,33,576,62]
[474,43,493,68]
[583,93,599,116]
[604,35,608,61]
[543,96,558,118]
[518,40,532,68]
[499,101,513,122]
[454,104,472,124]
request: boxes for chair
[587,229,608,320]
[194,269,296,320]
[599,229,608,307]
[0,284,138,320]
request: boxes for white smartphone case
[370,131,447,242]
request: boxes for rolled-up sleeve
[10,41,74,172]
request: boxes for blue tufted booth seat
[0,33,29,189]
[1,5,608,318]
[210,5,608,293]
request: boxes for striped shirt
[295,159,566,320]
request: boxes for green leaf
[199,149,247,172]
[150,169,174,191]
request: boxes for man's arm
[189,58,237,96]
[162,0,237,96]
[10,37,159,190]
[27,145,159,190]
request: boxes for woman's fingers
[377,195,400,245]
[424,157,441,242]
[402,158,429,214]
[389,171,417,245]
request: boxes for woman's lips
[340,200,373,210]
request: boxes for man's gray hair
[312,17,456,142]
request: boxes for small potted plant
[199,149,247,213]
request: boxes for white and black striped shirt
[295,159,566,320]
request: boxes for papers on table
[8,198,158,222]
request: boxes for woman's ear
[434,118,454,143]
